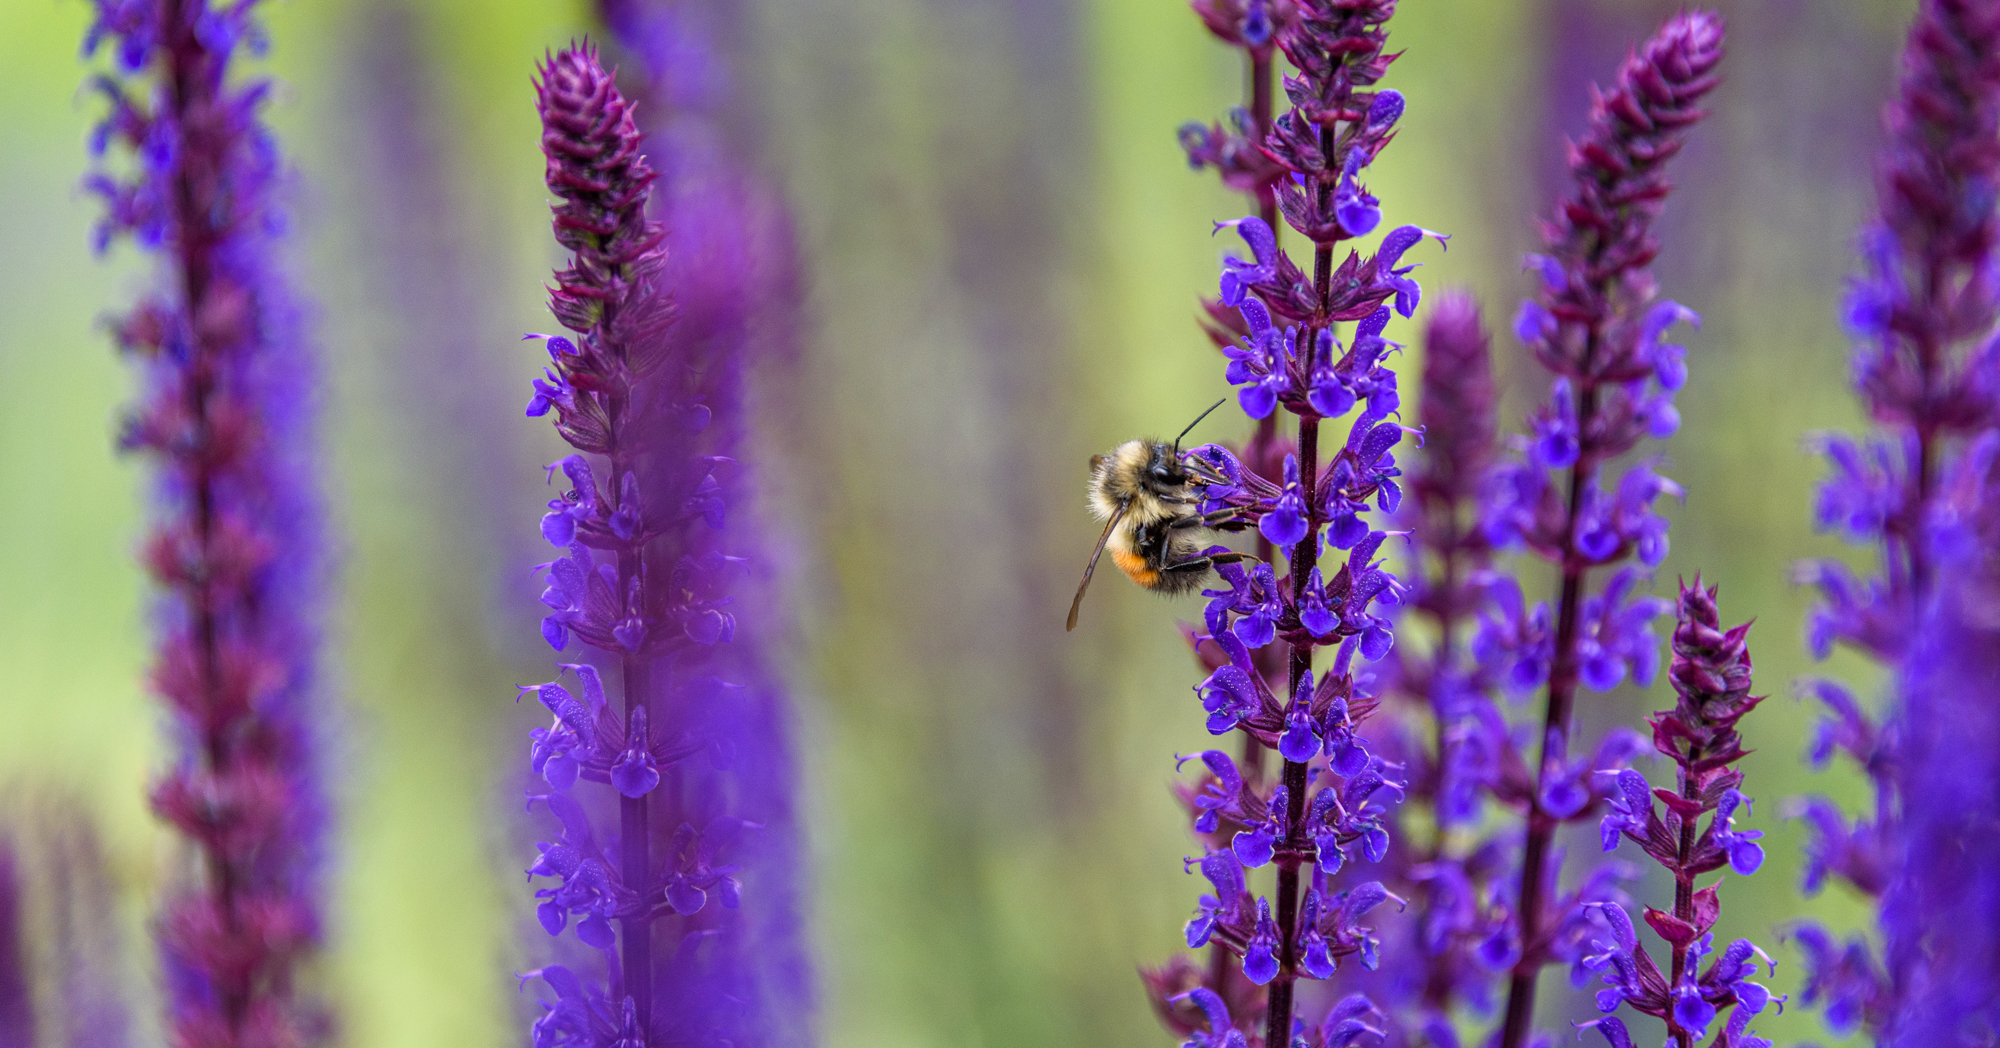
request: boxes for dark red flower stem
[162,0,248,1029]
[1262,413,1317,1048]
[606,321,653,1027]
[1665,766,1701,1048]
[1420,474,1474,1011]
[1904,269,1947,607]
[1498,320,1609,1048]
[1251,51,1278,239]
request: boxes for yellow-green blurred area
[0,0,1922,1046]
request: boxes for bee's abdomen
[1111,548,1162,589]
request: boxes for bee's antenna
[1173,397,1230,454]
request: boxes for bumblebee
[1067,400,1245,631]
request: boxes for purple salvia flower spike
[1790,2,2000,1044]
[520,13,810,1043]
[1588,581,1778,1048]
[1145,1,1418,1043]
[84,1,331,1044]
[520,42,674,1042]
[1484,15,1724,1048]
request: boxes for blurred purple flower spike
[83,1,331,1044]
[516,11,809,1044]
[1790,2,2000,1044]
[0,812,140,1048]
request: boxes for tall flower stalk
[1581,581,1778,1048]
[1137,2,1447,1044]
[83,2,329,1045]
[1479,14,1723,1048]
[517,41,803,1046]
[1790,0,2000,1042]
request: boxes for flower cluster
[515,27,805,1046]
[1481,11,1725,689]
[1789,1,2000,1042]
[1581,581,1778,1048]
[1141,3,1447,1046]
[1225,292,1532,1048]
[1472,14,1723,1048]
[83,2,330,1046]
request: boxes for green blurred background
[0,0,1915,1045]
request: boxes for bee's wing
[1067,501,1129,632]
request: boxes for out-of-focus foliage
[0,0,1911,1046]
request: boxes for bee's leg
[1163,538,1254,570]
[1184,457,1231,482]
[1158,549,1252,588]
[1166,508,1247,531]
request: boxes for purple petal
[1367,90,1404,128]
[537,899,567,936]
[1232,828,1276,868]
[1238,382,1278,420]
[541,510,577,547]
[1242,941,1278,985]
[576,912,615,949]
[668,879,707,916]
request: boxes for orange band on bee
[1111,548,1160,589]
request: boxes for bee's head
[1144,442,1188,491]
